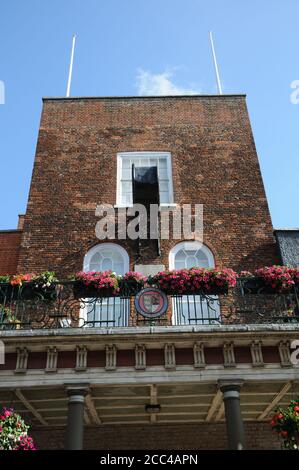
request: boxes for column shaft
[220,384,245,450]
[65,390,87,450]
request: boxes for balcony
[0,280,298,330]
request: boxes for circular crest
[134,287,168,319]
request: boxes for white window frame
[169,241,215,270]
[83,243,129,273]
[116,151,175,207]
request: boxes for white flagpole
[209,31,223,95]
[66,34,76,97]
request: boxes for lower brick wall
[31,422,281,450]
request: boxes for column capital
[218,379,244,394]
[65,383,90,399]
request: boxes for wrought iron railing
[0,280,298,330]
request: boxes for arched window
[82,244,129,327]
[84,243,129,275]
[169,241,215,270]
[169,242,220,325]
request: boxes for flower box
[241,276,295,295]
[149,267,236,297]
[73,282,116,299]
[119,280,144,296]
[162,285,228,296]
[240,277,267,294]
[198,285,229,295]
[0,283,56,302]
[119,273,146,296]
[73,270,120,299]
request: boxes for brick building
[0,94,298,450]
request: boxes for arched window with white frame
[169,241,220,325]
[82,243,130,327]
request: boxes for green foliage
[270,399,299,450]
[0,408,36,450]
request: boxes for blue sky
[0,0,298,230]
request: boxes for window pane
[175,261,185,269]
[186,255,198,268]
[123,192,132,205]
[175,250,186,261]
[158,168,168,179]
[90,262,100,271]
[114,262,125,274]
[122,169,132,180]
[195,251,209,267]
[159,158,167,168]
[102,258,113,271]
[122,159,131,169]
[159,181,169,192]
[122,181,132,192]
[159,192,170,203]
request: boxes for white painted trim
[0,366,297,389]
[116,151,174,206]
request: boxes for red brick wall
[17,96,278,276]
[31,422,281,450]
[0,230,22,275]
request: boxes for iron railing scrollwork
[0,279,298,330]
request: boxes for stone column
[65,385,89,450]
[218,380,245,450]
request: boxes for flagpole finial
[66,34,76,97]
[209,31,223,95]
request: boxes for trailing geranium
[0,407,36,450]
[255,265,295,292]
[10,273,34,286]
[120,271,147,295]
[123,272,146,284]
[149,267,237,295]
[0,272,57,288]
[270,399,299,450]
[289,267,299,286]
[74,270,120,294]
